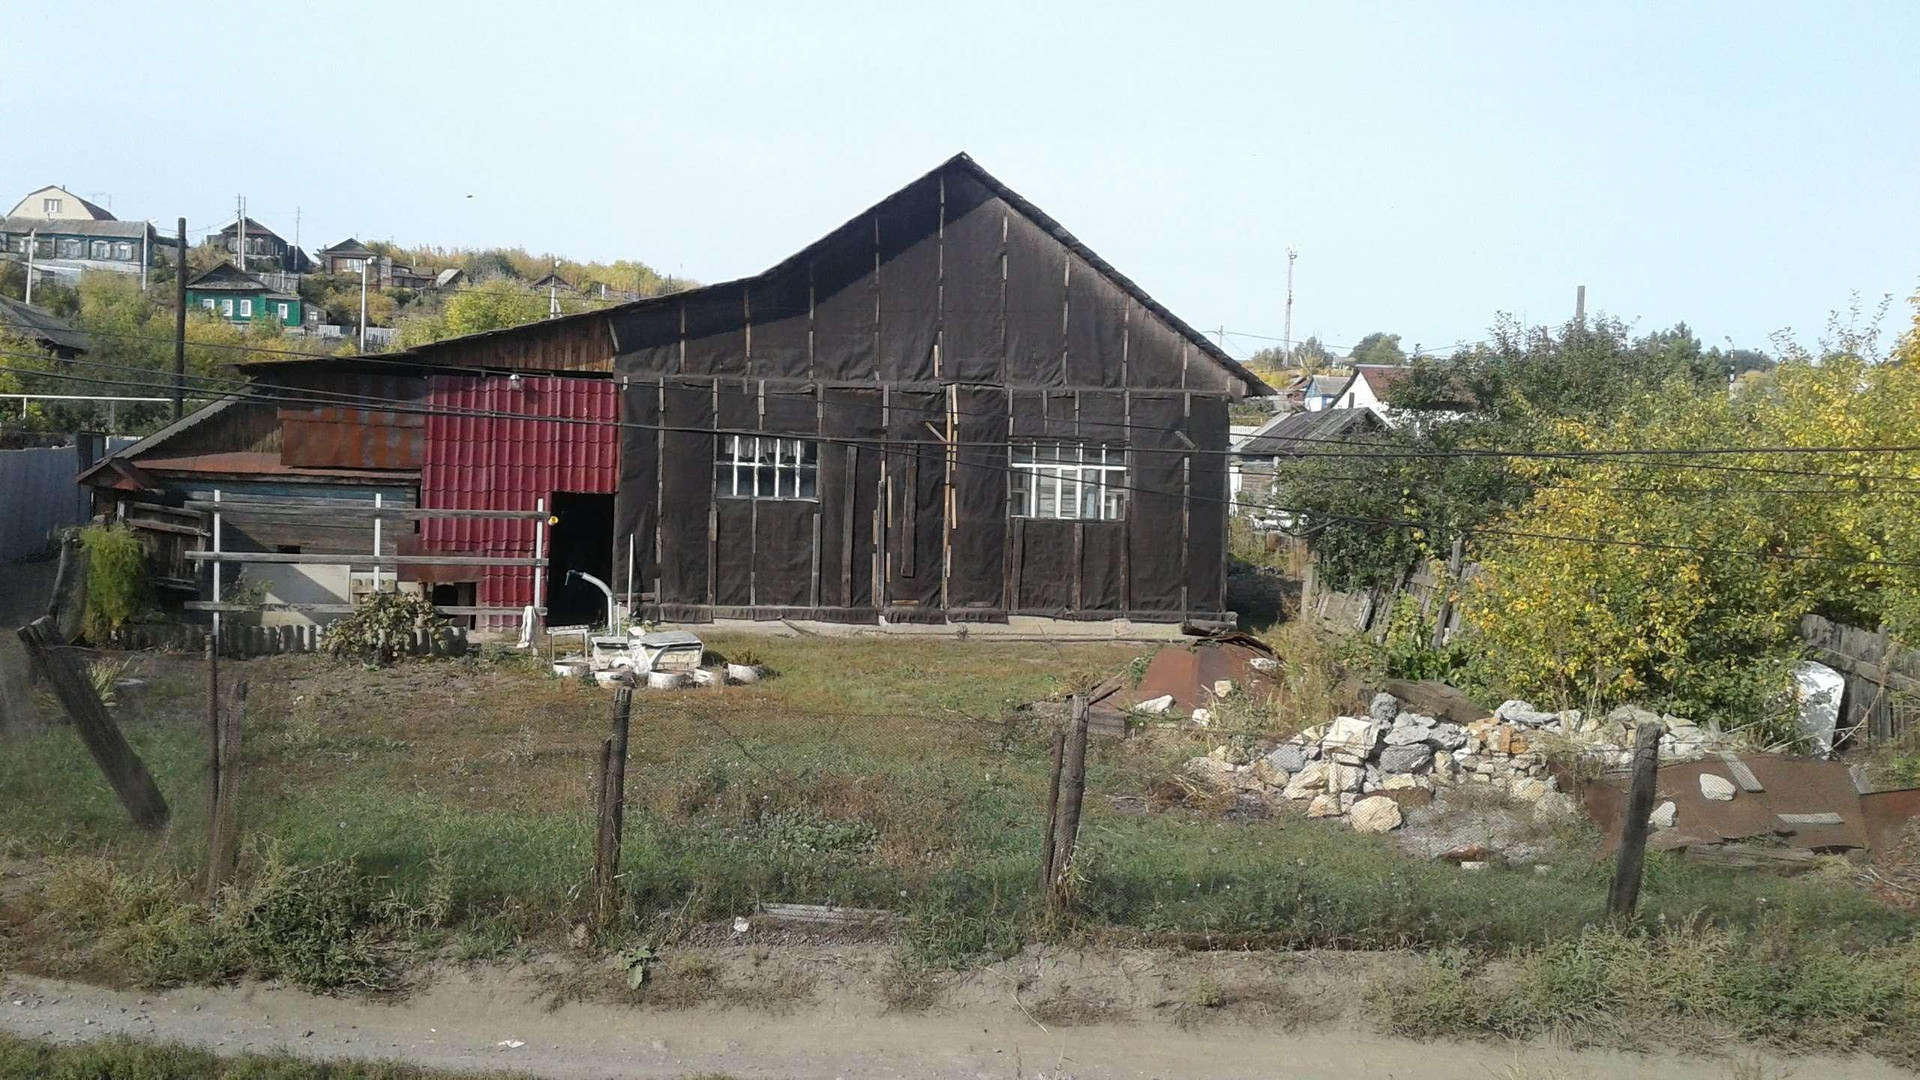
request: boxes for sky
[9,1,1917,359]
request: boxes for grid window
[714,436,819,500]
[1009,443,1127,521]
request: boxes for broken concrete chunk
[1350,795,1404,833]
[1378,743,1434,774]
[1425,723,1468,751]
[1135,694,1175,714]
[1326,761,1365,793]
[1699,773,1737,801]
[1648,801,1677,829]
[1212,679,1236,699]
[1369,693,1401,724]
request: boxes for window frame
[221,298,233,316]
[713,435,819,501]
[1008,442,1128,522]
[43,197,61,214]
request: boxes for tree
[1349,331,1405,366]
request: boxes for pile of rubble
[1182,694,1729,834]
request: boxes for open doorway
[544,492,615,627]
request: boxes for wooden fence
[1800,615,1920,745]
[103,622,469,658]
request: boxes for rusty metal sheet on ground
[1587,754,1871,853]
[1090,634,1277,716]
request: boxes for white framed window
[239,299,252,317]
[277,302,289,322]
[714,436,818,499]
[221,298,233,316]
[202,299,216,311]
[114,242,132,260]
[43,197,61,214]
[89,240,109,259]
[56,238,81,257]
[1009,443,1128,521]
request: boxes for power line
[11,359,1920,572]
[20,346,1920,487]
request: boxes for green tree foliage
[80,523,149,641]
[1348,331,1405,366]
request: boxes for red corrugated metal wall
[420,375,619,626]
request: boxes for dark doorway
[430,581,477,629]
[545,492,616,627]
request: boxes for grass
[1,633,1916,1043]
[1374,922,1920,1065]
[0,1033,535,1079]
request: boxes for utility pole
[358,261,369,353]
[1283,247,1298,357]
[23,230,35,305]
[235,195,247,272]
[173,218,187,421]
[548,259,561,319]
[1574,284,1587,325]
[293,206,301,263]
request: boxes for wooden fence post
[17,617,169,830]
[1049,694,1090,910]
[1607,719,1666,920]
[1430,535,1466,649]
[1037,729,1066,894]
[592,685,634,926]
[207,678,246,899]
[205,636,219,840]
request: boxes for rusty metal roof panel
[419,375,619,624]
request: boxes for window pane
[1035,470,1058,517]
[754,437,776,497]
[1012,444,1037,466]
[1080,473,1103,519]
[798,462,817,498]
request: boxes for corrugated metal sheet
[419,375,618,625]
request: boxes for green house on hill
[185,262,304,327]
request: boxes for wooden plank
[1777,812,1845,826]
[1715,752,1765,793]
[125,516,209,537]
[182,502,545,521]
[186,552,546,567]
[755,903,896,924]
[183,602,529,615]
[18,618,169,830]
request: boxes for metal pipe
[568,570,617,633]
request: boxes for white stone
[1191,708,1212,726]
[1382,773,1419,791]
[1510,778,1551,802]
[1326,761,1364,793]
[1283,761,1329,800]
[1459,860,1489,871]
[1136,694,1175,714]
[1699,773,1737,801]
[1495,700,1558,727]
[1322,715,1383,763]
[1648,801,1677,829]
[1350,795,1404,833]
[1306,793,1344,818]
[1213,679,1236,698]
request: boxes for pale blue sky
[10,2,1916,358]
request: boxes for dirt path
[0,950,1905,1080]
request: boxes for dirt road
[0,951,1902,1080]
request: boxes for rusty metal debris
[1086,632,1280,725]
[1581,753,1879,854]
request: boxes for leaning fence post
[1038,728,1066,894]
[205,635,219,845]
[17,617,169,830]
[1607,719,1666,920]
[1049,693,1090,911]
[207,678,246,899]
[592,684,634,926]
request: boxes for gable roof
[1234,406,1385,457]
[217,218,289,244]
[75,393,250,487]
[8,185,115,220]
[320,237,378,257]
[0,295,90,353]
[186,262,272,292]
[246,155,1273,395]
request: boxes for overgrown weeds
[1373,923,1920,1062]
